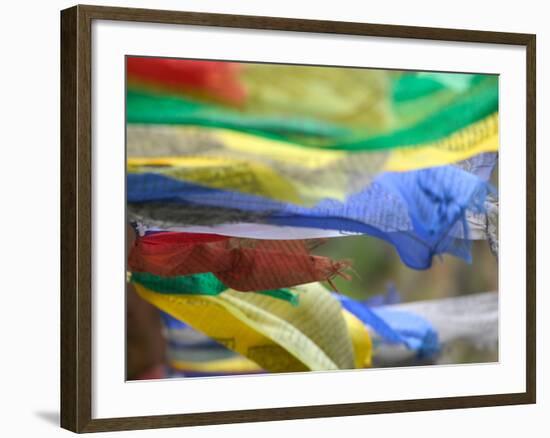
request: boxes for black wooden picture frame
[61,4,536,433]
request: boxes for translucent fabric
[127,160,495,269]
[126,115,496,205]
[127,126,387,205]
[129,232,350,291]
[136,273,438,357]
[334,293,439,358]
[135,281,372,372]
[389,291,498,351]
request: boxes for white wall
[1,0,546,436]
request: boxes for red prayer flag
[128,232,351,291]
[127,58,246,104]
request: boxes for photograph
[125,57,500,380]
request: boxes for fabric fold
[129,233,351,290]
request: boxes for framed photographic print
[60,4,536,433]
